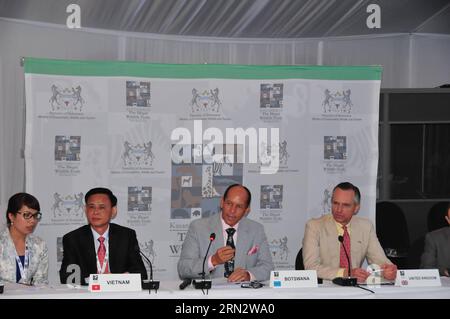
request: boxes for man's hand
[227,268,250,282]
[211,246,235,266]
[381,263,397,280]
[349,268,370,283]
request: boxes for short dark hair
[223,184,251,208]
[333,182,361,205]
[6,193,41,226]
[84,187,117,207]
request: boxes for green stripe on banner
[24,57,382,80]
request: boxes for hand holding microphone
[211,246,235,266]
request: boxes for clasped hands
[347,263,397,283]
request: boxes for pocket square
[247,245,259,256]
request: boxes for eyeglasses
[16,211,42,221]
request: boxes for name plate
[88,273,142,292]
[395,269,441,287]
[270,270,318,288]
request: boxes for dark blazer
[59,223,147,285]
[421,227,450,276]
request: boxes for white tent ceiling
[1,0,449,38]
[1,0,450,236]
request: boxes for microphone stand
[332,235,375,293]
[332,235,357,286]
[139,251,160,294]
[193,233,215,295]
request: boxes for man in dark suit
[421,203,450,277]
[59,187,147,285]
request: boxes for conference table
[1,277,449,299]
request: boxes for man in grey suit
[421,203,450,277]
[178,184,274,282]
[303,182,397,283]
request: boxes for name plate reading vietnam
[395,269,441,287]
[270,270,318,288]
[89,273,142,292]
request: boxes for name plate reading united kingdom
[395,269,441,287]
[270,270,318,288]
[88,273,142,292]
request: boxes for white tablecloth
[1,277,449,299]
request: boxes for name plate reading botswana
[270,270,318,288]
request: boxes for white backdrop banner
[24,58,381,284]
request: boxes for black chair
[295,247,324,283]
[295,248,304,270]
[376,201,410,269]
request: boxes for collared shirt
[335,220,352,277]
[91,226,110,256]
[220,218,240,247]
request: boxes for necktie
[97,236,109,274]
[339,225,351,273]
[224,227,236,278]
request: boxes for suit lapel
[350,217,361,268]
[325,217,340,263]
[206,214,224,277]
[442,228,450,263]
[82,226,97,274]
[209,214,223,256]
[349,218,363,268]
[108,224,116,272]
[235,218,250,268]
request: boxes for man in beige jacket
[302,182,397,283]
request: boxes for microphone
[338,235,352,278]
[202,233,216,279]
[138,249,160,293]
[332,235,357,286]
[179,278,192,290]
[193,232,215,292]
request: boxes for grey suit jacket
[177,214,274,281]
[421,227,450,276]
[0,228,48,284]
[302,214,391,280]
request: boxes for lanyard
[96,248,109,274]
[15,246,30,283]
